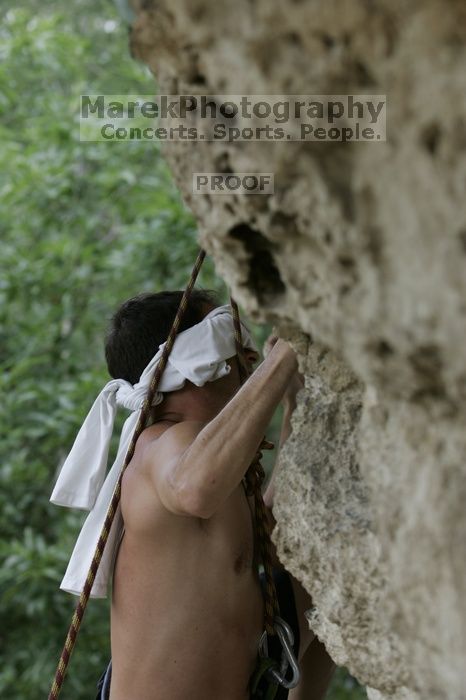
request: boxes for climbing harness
[48,247,299,698]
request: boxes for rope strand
[229,296,280,636]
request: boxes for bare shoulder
[142,420,207,456]
[138,420,207,516]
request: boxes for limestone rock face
[130,2,466,698]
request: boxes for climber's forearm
[289,637,336,700]
[263,398,296,509]
[262,398,296,568]
[279,396,297,446]
[175,340,298,518]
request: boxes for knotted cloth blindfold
[50,303,257,598]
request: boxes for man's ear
[245,348,260,365]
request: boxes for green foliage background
[0,1,366,698]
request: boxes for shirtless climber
[95,290,336,700]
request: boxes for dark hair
[105,289,221,384]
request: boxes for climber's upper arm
[142,420,208,517]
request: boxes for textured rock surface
[130,1,466,698]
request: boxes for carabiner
[258,616,300,690]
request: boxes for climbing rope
[48,248,279,698]
[230,296,280,632]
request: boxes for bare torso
[109,421,265,700]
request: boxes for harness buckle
[258,616,300,690]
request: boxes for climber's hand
[263,333,304,406]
